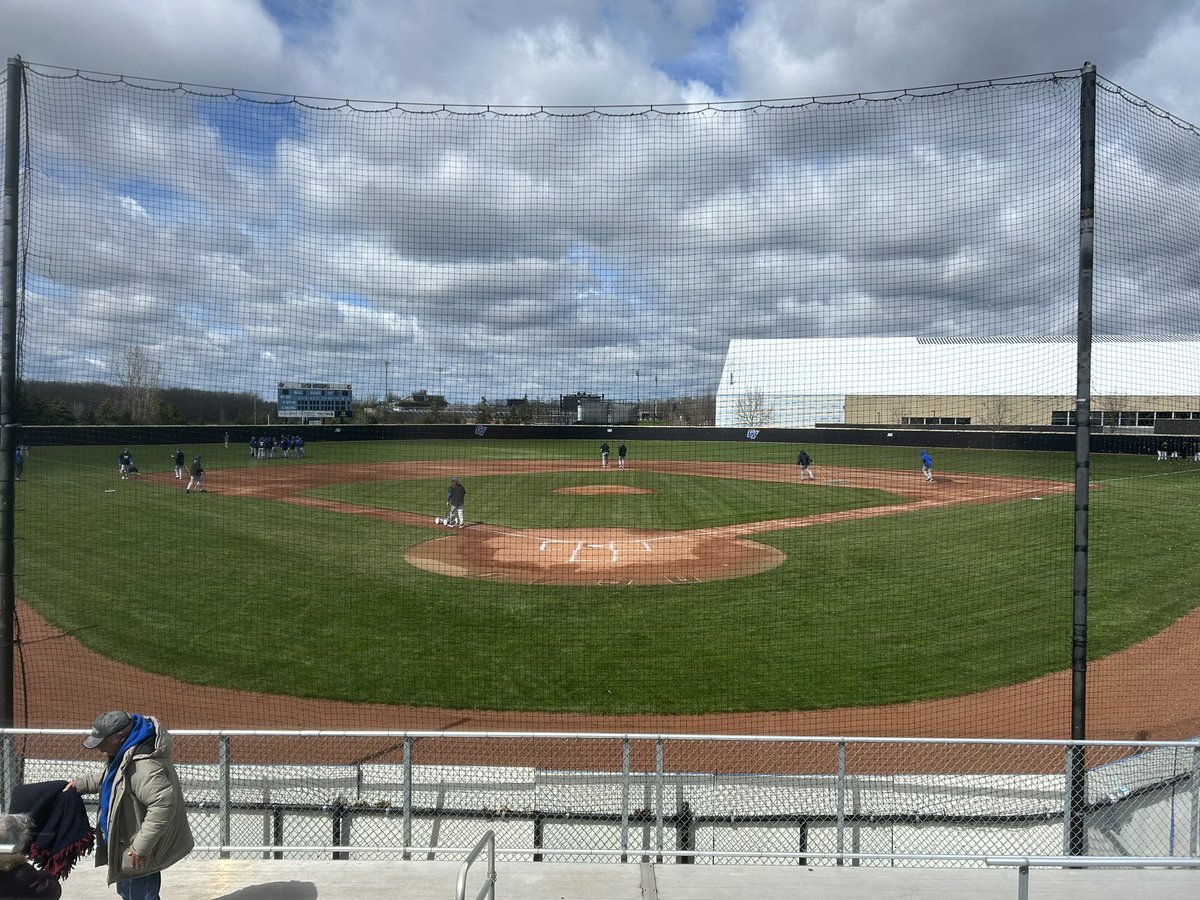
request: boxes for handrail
[455,830,496,900]
[985,856,1200,900]
[6,726,1199,748]
[16,729,1200,865]
[986,855,1200,866]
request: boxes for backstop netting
[4,62,1200,744]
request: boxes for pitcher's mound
[405,526,785,586]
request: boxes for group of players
[171,448,207,492]
[248,434,305,459]
[432,440,638,531]
[795,448,935,482]
[115,447,206,492]
[430,442,940,533]
[115,437,942,525]
[598,441,629,468]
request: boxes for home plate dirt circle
[405,526,785,586]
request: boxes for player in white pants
[446,476,466,527]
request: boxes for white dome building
[715,336,1200,429]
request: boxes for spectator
[67,711,193,900]
[0,812,62,898]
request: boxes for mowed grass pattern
[13,438,1200,715]
[309,470,899,529]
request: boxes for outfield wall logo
[746,429,759,440]
[475,425,488,436]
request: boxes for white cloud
[6,0,1200,402]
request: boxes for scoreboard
[277,382,353,420]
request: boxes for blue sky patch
[196,95,303,168]
[331,292,373,309]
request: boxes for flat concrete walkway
[56,858,1200,899]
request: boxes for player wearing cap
[796,448,815,481]
[117,449,135,480]
[185,455,206,493]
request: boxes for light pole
[383,359,390,402]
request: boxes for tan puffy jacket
[75,717,194,885]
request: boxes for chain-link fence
[4,730,1197,866]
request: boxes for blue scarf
[97,714,156,841]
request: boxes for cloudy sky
[6,0,1200,406]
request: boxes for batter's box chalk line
[535,539,657,563]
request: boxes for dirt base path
[221,459,1073,586]
[17,459,1200,744]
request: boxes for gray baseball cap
[83,710,130,748]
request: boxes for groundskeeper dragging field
[436,475,466,528]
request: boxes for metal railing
[3,730,1197,867]
[456,830,496,900]
[985,856,1200,900]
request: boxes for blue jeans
[117,871,161,900]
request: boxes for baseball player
[921,450,934,482]
[618,442,628,469]
[117,448,136,479]
[797,449,815,481]
[186,455,207,492]
[600,442,610,468]
[173,448,186,480]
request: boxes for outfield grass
[13,438,1200,714]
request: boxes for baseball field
[12,436,1200,737]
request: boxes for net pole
[1068,60,1097,858]
[0,57,23,732]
